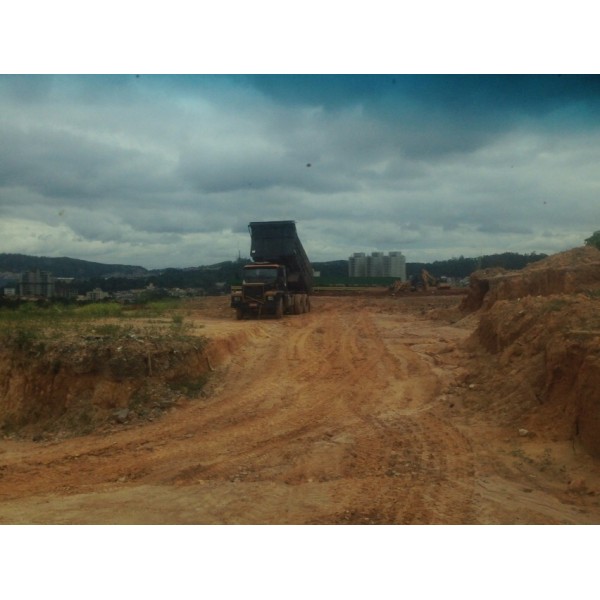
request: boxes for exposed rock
[114,409,130,424]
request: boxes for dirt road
[1,295,599,524]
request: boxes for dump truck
[231,220,313,319]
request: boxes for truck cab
[231,263,286,319]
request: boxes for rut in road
[0,298,476,524]
[158,300,478,524]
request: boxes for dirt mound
[461,246,600,312]
[457,246,600,457]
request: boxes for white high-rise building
[386,251,407,280]
[348,251,406,280]
[348,252,367,277]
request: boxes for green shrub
[585,230,600,250]
[171,314,184,327]
[2,325,44,352]
[74,302,123,318]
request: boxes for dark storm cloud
[248,74,600,158]
[1,74,599,268]
[248,74,600,117]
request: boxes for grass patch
[171,314,184,327]
[91,323,136,337]
[73,302,124,318]
[1,323,45,353]
[0,298,199,352]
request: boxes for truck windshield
[243,268,278,283]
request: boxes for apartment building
[348,251,406,280]
[18,271,76,299]
[19,270,55,297]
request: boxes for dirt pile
[0,328,210,438]
[460,246,600,457]
[461,246,600,312]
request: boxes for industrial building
[348,251,407,280]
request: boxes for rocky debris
[114,408,130,424]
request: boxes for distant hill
[1,251,549,294]
[0,253,148,279]
[312,260,348,278]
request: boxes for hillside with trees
[0,254,148,279]
[406,252,548,280]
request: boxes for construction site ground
[2,283,600,524]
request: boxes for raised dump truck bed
[231,221,313,319]
[249,221,313,294]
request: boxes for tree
[585,231,600,250]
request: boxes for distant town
[2,269,219,303]
[0,250,549,303]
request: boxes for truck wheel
[235,307,244,320]
[306,296,311,312]
[275,297,283,319]
[300,294,307,313]
[293,295,301,315]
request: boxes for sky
[2,73,599,269]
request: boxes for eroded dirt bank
[460,246,600,458]
[1,293,600,524]
[0,332,209,437]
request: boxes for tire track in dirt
[8,295,592,524]
[111,299,477,524]
[244,300,479,524]
[329,309,477,524]
[0,297,480,523]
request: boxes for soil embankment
[460,246,600,458]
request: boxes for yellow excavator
[421,269,437,291]
[421,269,451,291]
[390,280,412,295]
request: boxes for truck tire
[306,296,311,312]
[293,294,301,315]
[301,294,307,313]
[275,297,283,319]
[235,307,244,320]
